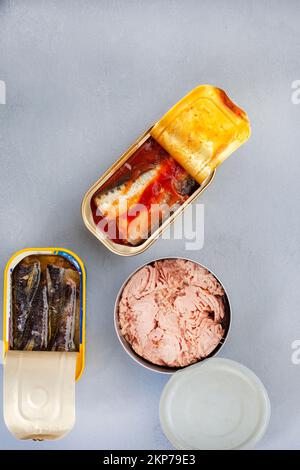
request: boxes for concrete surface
[0,0,300,450]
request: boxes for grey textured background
[0,0,300,450]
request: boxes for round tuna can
[159,358,271,450]
[114,257,231,374]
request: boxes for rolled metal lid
[151,84,251,184]
[3,350,77,440]
[159,357,270,450]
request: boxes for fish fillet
[22,284,49,351]
[94,168,159,218]
[12,261,41,349]
[51,278,77,352]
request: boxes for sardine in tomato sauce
[91,137,199,246]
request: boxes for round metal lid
[159,358,271,450]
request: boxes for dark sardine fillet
[12,261,41,349]
[46,264,65,343]
[12,260,78,353]
[22,284,49,351]
[51,278,77,352]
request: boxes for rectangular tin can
[2,247,86,440]
[3,247,86,381]
[82,127,215,256]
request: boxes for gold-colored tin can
[82,85,250,256]
[3,247,86,440]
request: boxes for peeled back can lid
[151,85,251,184]
[159,358,271,450]
[3,351,77,440]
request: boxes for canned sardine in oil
[82,85,250,256]
[2,247,86,440]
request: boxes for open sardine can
[2,247,86,440]
[82,84,251,256]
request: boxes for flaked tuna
[118,259,227,368]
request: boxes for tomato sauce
[91,137,199,246]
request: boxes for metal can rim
[3,247,86,381]
[114,256,232,374]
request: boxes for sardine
[22,284,49,351]
[46,264,65,343]
[94,168,160,218]
[93,150,199,246]
[11,260,78,352]
[12,261,41,349]
[126,174,199,245]
[51,278,77,352]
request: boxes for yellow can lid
[151,85,250,184]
